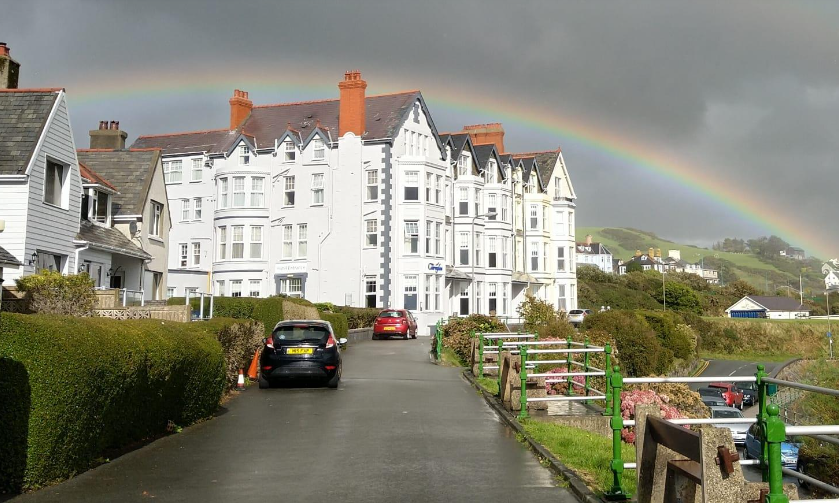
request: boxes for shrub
[0,313,230,491]
[250,297,285,335]
[213,319,264,385]
[283,300,319,321]
[16,271,96,316]
[334,306,380,329]
[581,310,671,376]
[320,312,349,338]
[619,389,686,443]
[640,311,696,360]
[440,315,507,363]
[652,281,702,315]
[517,294,560,329]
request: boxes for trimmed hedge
[320,312,349,338]
[0,313,231,492]
[168,296,284,336]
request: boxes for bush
[440,315,507,363]
[213,319,264,385]
[320,312,349,338]
[16,271,96,316]
[640,311,696,360]
[0,313,231,491]
[517,294,561,329]
[652,281,702,315]
[334,306,380,329]
[582,310,672,376]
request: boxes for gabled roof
[576,242,611,255]
[515,156,536,185]
[743,296,809,312]
[76,149,161,216]
[131,129,236,156]
[0,244,21,266]
[444,133,471,160]
[0,89,61,175]
[76,220,152,260]
[472,144,500,174]
[79,162,117,191]
[532,151,560,188]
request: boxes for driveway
[13,338,577,503]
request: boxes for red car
[372,309,417,340]
[709,382,745,410]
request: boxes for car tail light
[266,337,274,349]
[325,365,336,370]
[326,334,337,349]
[262,365,273,371]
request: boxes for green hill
[576,227,825,295]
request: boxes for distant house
[780,247,805,260]
[575,235,612,273]
[826,271,839,291]
[617,253,664,274]
[725,295,810,320]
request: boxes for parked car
[259,320,347,389]
[739,381,758,406]
[698,387,725,401]
[709,382,745,410]
[372,309,417,340]
[744,424,800,469]
[709,406,749,444]
[567,309,592,327]
[702,397,728,408]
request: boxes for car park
[709,406,749,444]
[258,320,347,389]
[567,309,592,327]
[372,309,417,339]
[744,424,800,469]
[709,382,745,410]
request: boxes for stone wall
[95,305,190,323]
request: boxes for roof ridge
[136,128,229,139]
[0,87,63,93]
[77,148,160,152]
[251,90,418,109]
[511,148,562,156]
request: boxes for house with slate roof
[726,295,810,320]
[576,235,613,273]
[133,71,580,331]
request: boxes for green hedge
[168,296,284,336]
[320,312,349,338]
[0,313,229,492]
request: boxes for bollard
[764,404,789,503]
[566,336,573,396]
[605,365,629,500]
[756,363,769,482]
[518,345,529,420]
[497,339,504,397]
[436,321,444,361]
[603,344,613,416]
[584,336,591,404]
[478,332,485,377]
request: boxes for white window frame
[284,176,295,207]
[179,243,188,267]
[297,224,307,258]
[530,205,539,230]
[403,275,418,310]
[458,187,469,216]
[366,170,379,201]
[365,277,378,308]
[219,178,229,209]
[193,198,202,220]
[557,246,566,272]
[459,232,469,265]
[435,174,443,204]
[312,138,325,161]
[231,225,244,259]
[251,177,265,207]
[163,160,182,184]
[425,220,432,255]
[231,279,242,297]
[458,153,469,176]
[475,232,482,267]
[191,242,201,266]
[150,201,163,237]
[191,158,202,182]
[404,221,419,254]
[434,222,442,256]
[216,280,225,297]
[530,242,539,271]
[282,225,293,259]
[487,193,497,221]
[426,172,434,202]
[218,226,227,260]
[249,279,261,298]
[233,176,246,207]
[283,140,296,162]
[181,199,190,222]
[404,171,419,201]
[365,219,378,247]
[311,173,324,206]
[488,236,497,268]
[251,226,263,259]
[238,145,250,166]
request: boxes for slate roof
[77,220,152,259]
[533,151,560,188]
[443,133,471,160]
[744,296,808,312]
[79,162,117,191]
[0,89,60,175]
[576,242,611,255]
[516,156,536,185]
[132,129,236,156]
[472,144,497,172]
[75,149,160,216]
[0,245,21,266]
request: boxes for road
[13,338,577,503]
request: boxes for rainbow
[60,66,836,259]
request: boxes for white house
[826,271,839,291]
[576,235,612,273]
[725,295,810,320]
[133,72,580,332]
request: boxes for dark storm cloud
[3,0,838,256]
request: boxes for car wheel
[327,366,341,389]
[258,374,271,389]
[372,334,379,340]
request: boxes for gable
[0,90,61,175]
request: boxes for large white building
[133,72,578,333]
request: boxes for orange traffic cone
[247,349,260,380]
[236,369,246,391]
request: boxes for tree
[654,281,702,314]
[625,261,643,273]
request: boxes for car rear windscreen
[273,325,329,341]
[569,310,584,315]
[713,409,742,419]
[699,388,721,396]
[378,311,403,318]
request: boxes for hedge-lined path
[13,338,577,503]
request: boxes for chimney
[648,247,655,258]
[0,42,21,90]
[89,120,127,150]
[635,250,642,257]
[585,234,593,246]
[229,89,252,130]
[463,123,505,153]
[655,248,662,258]
[338,70,367,137]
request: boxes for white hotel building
[133,72,578,333]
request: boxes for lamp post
[471,211,497,315]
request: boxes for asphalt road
[13,338,577,503]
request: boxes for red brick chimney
[338,70,367,137]
[229,89,252,130]
[463,123,505,154]
[0,42,21,90]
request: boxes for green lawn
[521,419,636,496]
[440,347,465,367]
[477,376,499,395]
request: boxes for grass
[477,376,499,395]
[521,419,636,496]
[440,347,465,367]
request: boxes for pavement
[12,338,578,503]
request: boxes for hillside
[576,227,826,295]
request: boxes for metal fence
[184,291,214,320]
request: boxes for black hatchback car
[258,320,347,389]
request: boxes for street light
[471,211,497,315]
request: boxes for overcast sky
[4,0,838,258]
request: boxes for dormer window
[312,138,325,161]
[239,145,250,165]
[283,141,296,162]
[457,153,469,176]
[486,159,497,184]
[83,188,111,225]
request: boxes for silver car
[709,406,749,444]
[568,309,592,327]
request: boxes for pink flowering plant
[620,389,686,443]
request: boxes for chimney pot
[0,42,8,57]
[585,234,593,245]
[229,89,253,130]
[0,42,20,90]
[89,120,126,150]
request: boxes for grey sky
[4,0,838,258]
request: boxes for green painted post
[605,365,629,500]
[497,339,504,397]
[435,321,443,361]
[764,404,789,503]
[518,345,529,420]
[584,337,591,405]
[566,336,573,396]
[756,363,769,482]
[478,332,485,377]
[603,344,613,416]
[534,330,539,341]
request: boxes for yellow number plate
[286,347,314,355]
[383,326,396,331]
